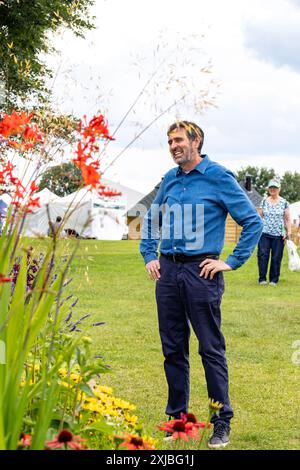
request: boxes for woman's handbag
[286,239,300,271]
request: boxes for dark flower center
[173,422,186,432]
[58,430,73,442]
[130,437,143,446]
[185,413,197,423]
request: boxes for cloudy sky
[47,0,300,193]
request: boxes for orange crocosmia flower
[23,125,43,143]
[13,181,26,200]
[80,163,100,188]
[0,111,34,138]
[27,196,40,209]
[29,181,39,194]
[73,142,90,167]
[81,115,114,141]
[100,188,122,198]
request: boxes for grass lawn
[29,238,300,450]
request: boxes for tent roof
[36,188,60,204]
[101,178,145,211]
[289,201,300,220]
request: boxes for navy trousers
[155,256,233,425]
[257,233,284,283]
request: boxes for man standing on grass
[140,121,263,448]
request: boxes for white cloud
[45,0,300,192]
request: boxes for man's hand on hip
[146,259,161,281]
[199,259,232,279]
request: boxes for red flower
[119,434,155,450]
[23,124,43,144]
[26,196,40,213]
[99,187,122,197]
[18,433,32,448]
[80,114,114,141]
[0,111,43,150]
[0,273,13,283]
[80,162,101,188]
[45,429,87,450]
[181,413,211,429]
[29,181,39,194]
[0,111,33,138]
[159,418,199,442]
[72,114,121,196]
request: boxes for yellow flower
[112,398,136,411]
[58,367,68,377]
[208,398,223,412]
[59,380,73,389]
[124,412,138,426]
[98,385,113,395]
[27,363,41,373]
[70,373,82,383]
[82,402,103,413]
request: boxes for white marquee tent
[24,188,127,240]
[289,201,300,226]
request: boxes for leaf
[84,419,113,434]
[77,383,95,397]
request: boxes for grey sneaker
[207,422,230,449]
[269,282,277,286]
[259,281,267,285]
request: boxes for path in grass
[69,240,300,450]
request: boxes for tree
[235,166,278,195]
[0,0,95,108]
[38,162,83,196]
[280,172,300,203]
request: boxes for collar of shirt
[176,154,210,176]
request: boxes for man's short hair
[167,120,204,152]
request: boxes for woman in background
[257,179,291,285]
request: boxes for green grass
[26,239,300,449]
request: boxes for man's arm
[218,170,263,270]
[200,170,263,279]
[140,178,166,270]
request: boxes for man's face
[167,127,200,167]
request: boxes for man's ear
[193,136,201,149]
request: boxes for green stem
[198,410,214,449]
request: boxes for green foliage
[236,166,300,203]
[38,162,83,196]
[236,166,278,196]
[0,0,95,108]
[280,171,300,203]
[62,239,299,450]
